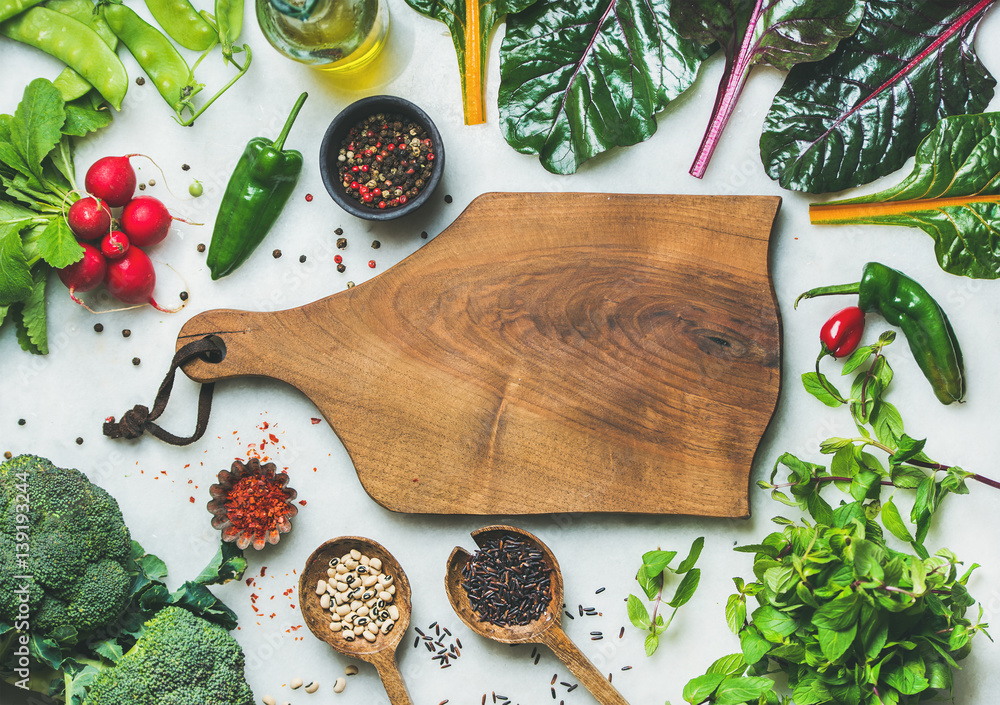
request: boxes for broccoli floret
[83,606,254,705]
[0,454,132,643]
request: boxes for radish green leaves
[810,113,1000,279]
[762,0,997,194]
[671,0,866,179]
[498,0,712,174]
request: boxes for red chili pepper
[820,306,866,358]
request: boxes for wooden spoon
[445,525,630,705]
[299,537,412,704]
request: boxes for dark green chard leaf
[671,0,866,179]
[498,0,712,174]
[405,0,539,125]
[810,112,1000,278]
[762,0,997,194]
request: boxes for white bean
[361,576,378,588]
[360,555,370,566]
[350,549,362,560]
[378,590,392,602]
[290,677,303,690]
[336,604,351,616]
[362,630,377,642]
[387,584,396,596]
[327,567,337,579]
[334,677,347,693]
[367,622,379,634]
[320,594,331,610]
[263,696,276,705]
[314,580,327,596]
[387,605,399,621]
[336,564,349,575]
[336,581,348,592]
[369,557,383,571]
[357,606,370,617]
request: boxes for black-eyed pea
[369,557,382,571]
[334,677,347,693]
[290,678,303,690]
[378,574,393,588]
[366,622,379,634]
[387,584,396,596]
[387,605,399,621]
[357,606,370,617]
[353,625,364,635]
[305,681,319,694]
[380,620,394,634]
[331,611,342,622]
[315,580,327,595]
[343,631,355,642]
[336,604,351,616]
[357,565,369,575]
[262,696,276,705]
[345,665,359,676]
[355,616,369,626]
[360,555,370,566]
[361,575,378,588]
[362,589,376,601]
[378,590,392,602]
[362,630,377,643]
[320,594,331,610]
[350,600,363,610]
[335,593,347,606]
[350,549,361,560]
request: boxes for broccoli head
[83,606,254,705]
[0,454,132,641]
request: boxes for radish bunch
[61,155,185,312]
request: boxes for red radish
[66,196,112,240]
[120,196,172,247]
[85,155,140,207]
[104,246,176,312]
[101,230,130,260]
[57,243,107,306]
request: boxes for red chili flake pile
[225,474,294,535]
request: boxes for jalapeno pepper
[797,262,965,404]
[206,92,307,280]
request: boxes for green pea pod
[0,7,128,110]
[101,1,202,116]
[207,93,307,280]
[143,0,216,51]
[44,0,118,102]
[797,262,965,405]
[215,0,244,62]
[0,0,43,23]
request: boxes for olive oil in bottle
[256,0,388,72]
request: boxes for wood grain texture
[178,193,782,516]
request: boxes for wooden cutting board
[178,193,782,517]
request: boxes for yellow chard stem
[810,194,1000,224]
[463,0,485,125]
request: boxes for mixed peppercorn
[337,113,435,210]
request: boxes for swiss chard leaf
[762,0,997,194]
[499,0,712,174]
[810,112,1000,279]
[405,0,539,125]
[671,0,866,178]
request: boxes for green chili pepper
[0,7,128,109]
[206,92,307,280]
[796,261,965,405]
[143,0,217,51]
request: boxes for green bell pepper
[207,92,307,280]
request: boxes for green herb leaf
[750,605,797,643]
[643,549,678,576]
[637,564,661,601]
[809,112,1000,278]
[762,0,996,193]
[682,672,726,703]
[0,222,34,306]
[802,371,843,407]
[840,345,874,376]
[812,594,860,631]
[726,593,746,634]
[675,536,705,574]
[499,0,712,174]
[880,496,914,543]
[706,653,747,677]
[36,212,82,268]
[668,568,700,608]
[713,676,774,705]
[644,631,659,657]
[627,593,650,630]
[739,624,771,665]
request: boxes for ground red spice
[225,475,293,534]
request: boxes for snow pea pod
[0,7,127,109]
[101,1,202,116]
[215,0,243,62]
[143,0,216,51]
[0,0,43,22]
[44,0,118,102]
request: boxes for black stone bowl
[319,95,445,221]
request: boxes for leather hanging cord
[103,335,225,446]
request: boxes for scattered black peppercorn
[197,243,206,252]
[148,179,156,186]
[299,255,307,263]
[337,238,347,249]
[75,437,84,445]
[4,451,11,459]
[335,227,344,235]
[132,357,140,366]
[136,76,145,85]
[273,249,282,258]
[420,231,428,239]
[444,195,453,203]
[94,323,104,333]
[122,329,131,338]
[371,240,380,249]
[337,263,346,273]
[182,164,191,171]
[179,291,189,301]
[138,183,146,191]
[17,419,25,426]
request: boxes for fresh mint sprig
[627,537,704,656]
